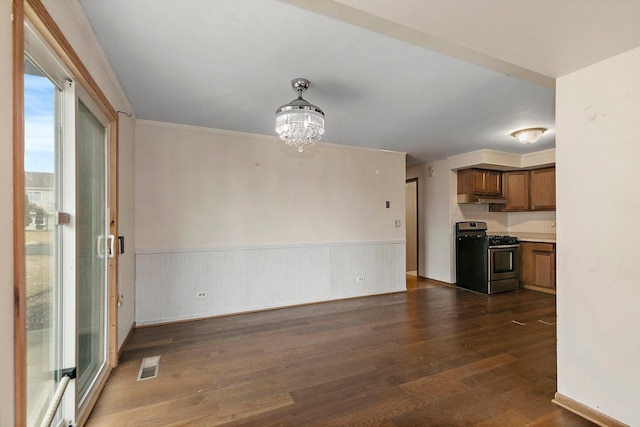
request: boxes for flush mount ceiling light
[511,127,547,144]
[275,78,324,152]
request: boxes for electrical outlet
[196,291,208,298]
[356,276,365,282]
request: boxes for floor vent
[137,355,161,381]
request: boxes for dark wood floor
[87,279,595,426]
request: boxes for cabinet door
[530,167,556,210]
[519,242,556,289]
[502,171,529,211]
[471,169,487,193]
[533,250,556,288]
[485,171,501,195]
[458,168,502,195]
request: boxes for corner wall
[135,121,406,324]
[556,46,640,425]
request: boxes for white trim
[137,119,407,156]
[446,148,556,170]
[135,290,405,326]
[135,240,406,255]
[61,78,77,425]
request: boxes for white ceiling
[78,0,640,166]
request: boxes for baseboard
[553,393,629,427]
[422,277,454,287]
[117,321,136,360]
[522,284,556,295]
[136,290,406,328]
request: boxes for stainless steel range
[455,221,519,294]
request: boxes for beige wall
[556,46,640,425]
[134,120,407,324]
[0,0,15,424]
[135,121,406,250]
[116,114,136,344]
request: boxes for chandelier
[275,78,324,152]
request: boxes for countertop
[509,232,556,243]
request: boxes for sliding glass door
[24,23,111,426]
[24,55,63,427]
[76,98,109,403]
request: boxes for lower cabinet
[519,242,556,293]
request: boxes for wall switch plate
[386,201,390,208]
[395,220,401,227]
[196,291,208,298]
[356,276,365,282]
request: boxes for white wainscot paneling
[135,242,406,325]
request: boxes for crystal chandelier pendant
[275,79,324,152]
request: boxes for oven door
[489,245,519,281]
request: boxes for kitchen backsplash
[508,211,556,233]
[452,204,556,235]
[452,203,508,233]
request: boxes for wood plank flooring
[87,282,596,426]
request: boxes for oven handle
[489,244,520,249]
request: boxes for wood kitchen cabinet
[501,170,530,211]
[493,166,555,212]
[519,242,556,294]
[530,167,556,211]
[457,168,501,195]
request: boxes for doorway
[405,179,418,277]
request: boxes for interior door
[405,180,418,273]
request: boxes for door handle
[107,234,115,258]
[96,235,105,258]
[97,235,115,258]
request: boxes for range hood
[457,194,508,204]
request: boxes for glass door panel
[24,57,62,427]
[76,99,108,402]
[24,22,112,426]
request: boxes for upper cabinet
[530,167,556,211]
[496,166,555,212]
[502,170,530,211]
[458,168,502,196]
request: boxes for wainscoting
[135,241,406,325]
